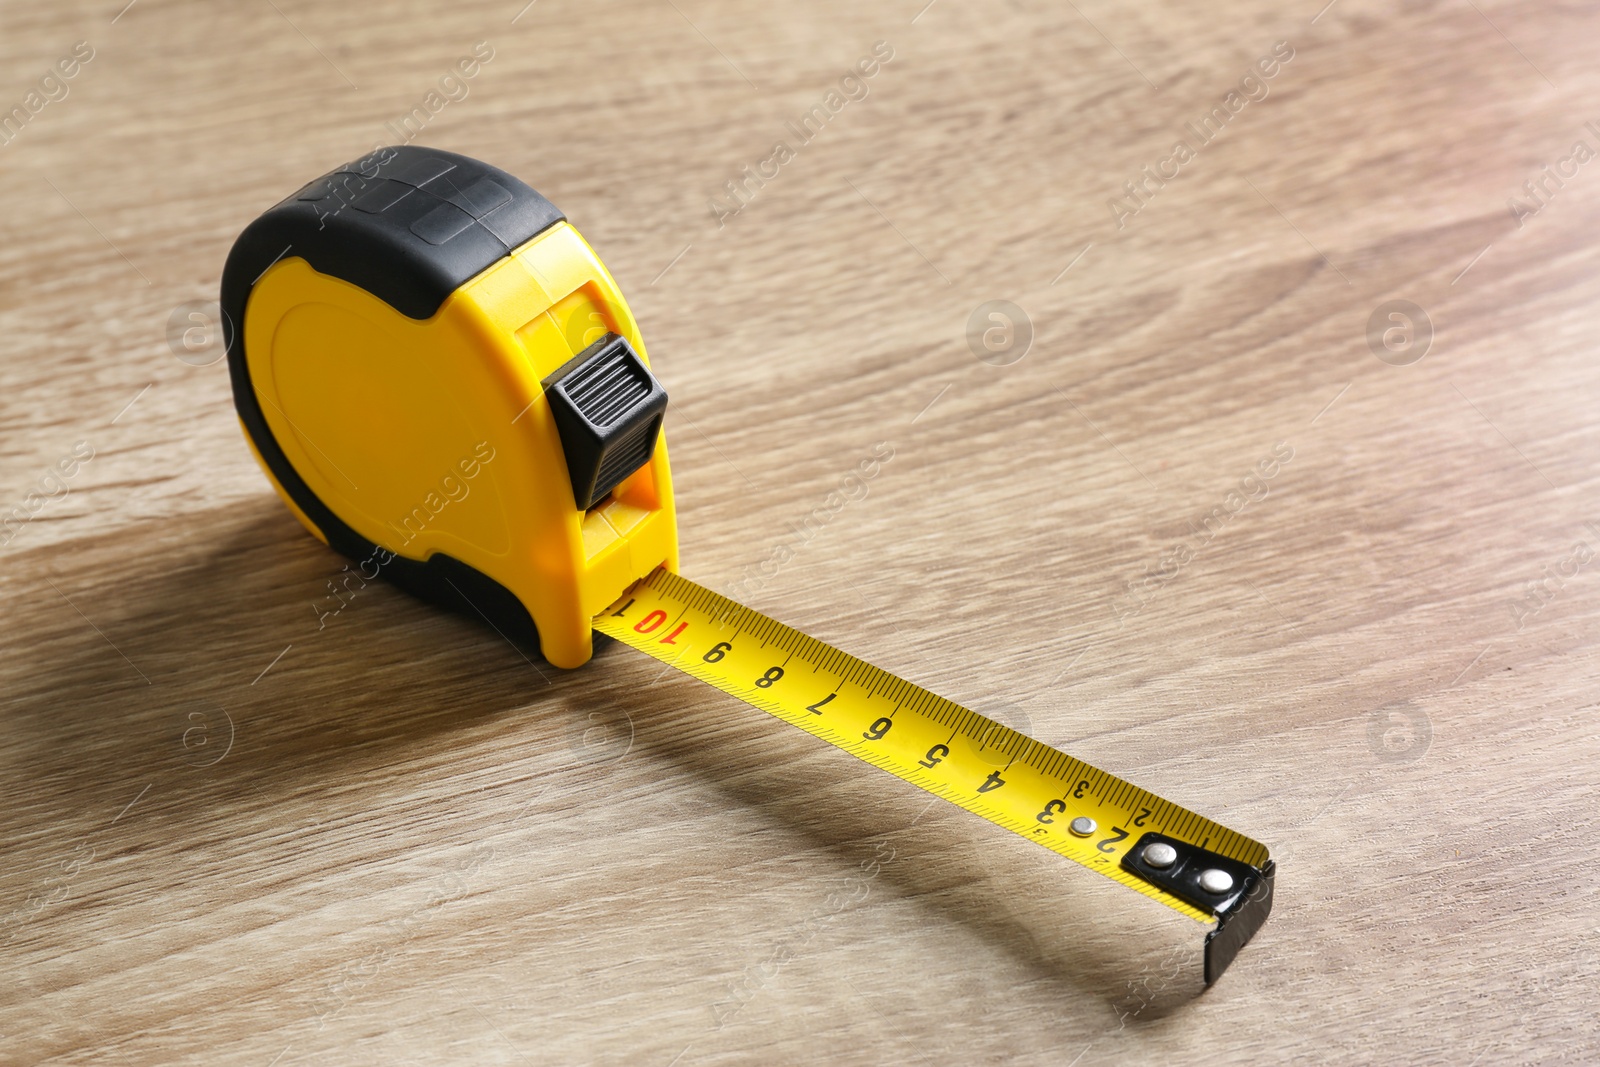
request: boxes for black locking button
[542,334,667,510]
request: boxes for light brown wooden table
[3,1,1598,1063]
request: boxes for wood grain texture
[3,0,1599,1063]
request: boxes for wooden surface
[3,0,1599,1062]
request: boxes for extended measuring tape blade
[596,568,1275,985]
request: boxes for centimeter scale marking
[595,567,1270,925]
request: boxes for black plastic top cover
[221,144,564,325]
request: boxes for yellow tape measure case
[222,146,678,668]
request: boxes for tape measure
[222,146,1274,985]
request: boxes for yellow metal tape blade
[594,567,1270,925]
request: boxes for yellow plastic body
[242,221,679,668]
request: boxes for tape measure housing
[223,146,678,667]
